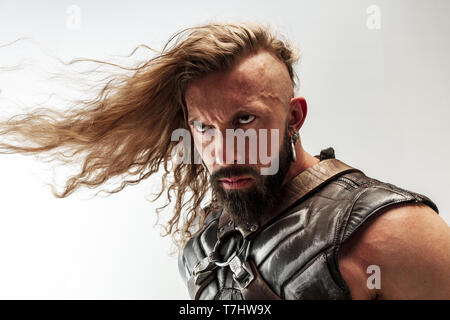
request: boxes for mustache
[211,165,260,182]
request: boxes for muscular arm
[338,203,450,299]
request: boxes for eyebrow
[187,105,267,126]
[187,116,200,125]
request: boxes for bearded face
[209,125,292,226]
[185,50,302,227]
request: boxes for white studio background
[0,0,448,299]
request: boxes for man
[175,23,450,300]
[0,22,448,300]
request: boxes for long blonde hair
[0,21,300,248]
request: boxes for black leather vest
[178,147,439,300]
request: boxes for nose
[213,129,246,165]
[213,129,228,165]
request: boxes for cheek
[191,132,214,164]
[259,125,285,160]
[191,132,203,155]
[260,115,286,144]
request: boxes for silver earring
[290,130,299,162]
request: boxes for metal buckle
[193,252,218,275]
[193,270,213,286]
[229,255,255,289]
[194,236,254,289]
[193,252,219,286]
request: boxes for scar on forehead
[185,50,293,109]
[230,51,292,104]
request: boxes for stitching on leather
[314,193,346,201]
[372,183,414,198]
[331,181,354,191]
[344,171,373,186]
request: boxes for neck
[282,145,320,186]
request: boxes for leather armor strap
[187,270,215,300]
[240,260,282,300]
[218,158,363,240]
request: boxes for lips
[218,176,251,183]
[218,176,253,190]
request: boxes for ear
[288,97,307,131]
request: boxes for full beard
[210,127,292,227]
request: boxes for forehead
[185,50,292,118]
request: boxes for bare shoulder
[338,203,450,299]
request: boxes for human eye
[192,121,209,133]
[236,114,256,125]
